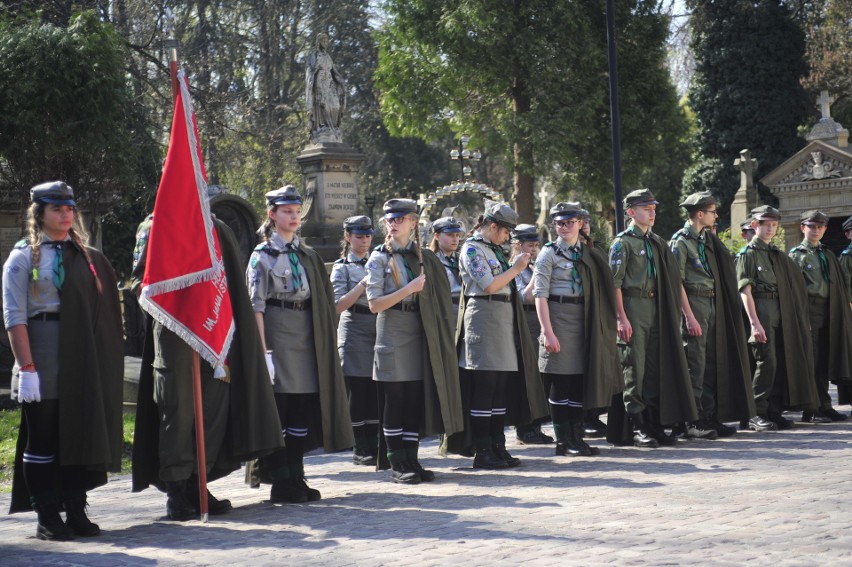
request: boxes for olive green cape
[11,245,124,512]
[705,232,756,421]
[132,220,285,492]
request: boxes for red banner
[139,70,234,369]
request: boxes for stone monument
[761,91,852,251]
[730,149,759,233]
[297,33,364,261]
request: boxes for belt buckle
[647,291,656,299]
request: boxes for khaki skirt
[538,300,585,375]
[373,308,425,383]
[459,297,518,372]
[265,306,319,394]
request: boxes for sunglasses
[554,219,581,228]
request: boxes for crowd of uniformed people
[5,181,852,540]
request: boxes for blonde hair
[339,232,351,259]
[384,213,422,287]
[258,204,277,243]
[27,202,102,295]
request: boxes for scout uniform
[432,216,464,319]
[609,189,696,448]
[535,203,598,457]
[246,185,352,503]
[4,182,123,540]
[671,191,753,439]
[736,205,818,431]
[789,210,852,422]
[838,215,852,407]
[331,216,379,465]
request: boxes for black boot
[555,422,586,456]
[388,454,421,484]
[164,480,197,521]
[571,421,599,456]
[648,409,677,446]
[406,446,435,482]
[492,444,521,467]
[33,496,75,541]
[629,412,659,448]
[185,484,233,515]
[270,478,309,503]
[63,492,100,537]
[473,447,510,469]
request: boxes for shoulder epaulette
[789,245,803,254]
[544,241,557,248]
[672,228,690,240]
[334,257,346,264]
[13,239,29,249]
[841,248,851,256]
[255,244,282,256]
[616,230,630,238]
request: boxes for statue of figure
[306,33,346,144]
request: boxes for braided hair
[383,213,422,287]
[258,205,277,243]
[339,232,351,260]
[27,202,102,295]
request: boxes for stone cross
[817,91,835,121]
[734,149,758,192]
[539,184,551,213]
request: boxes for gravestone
[297,35,364,261]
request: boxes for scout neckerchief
[681,224,712,276]
[468,233,515,292]
[442,251,460,279]
[813,243,831,283]
[629,224,656,281]
[553,239,583,295]
[52,241,65,291]
[286,242,303,289]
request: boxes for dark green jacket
[132,219,285,492]
[818,249,852,384]
[11,245,124,512]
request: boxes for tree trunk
[511,80,535,224]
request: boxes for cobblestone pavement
[2,406,852,566]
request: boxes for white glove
[17,370,41,403]
[265,352,275,385]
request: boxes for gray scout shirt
[330,251,369,307]
[533,240,583,298]
[515,265,534,304]
[459,234,512,296]
[4,238,68,328]
[365,242,418,303]
[437,250,462,298]
[247,233,311,312]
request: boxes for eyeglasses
[554,219,582,228]
[385,216,407,225]
[702,209,719,216]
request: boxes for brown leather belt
[469,295,512,303]
[685,288,715,298]
[266,298,311,311]
[548,295,584,304]
[622,289,656,299]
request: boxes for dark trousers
[808,299,832,410]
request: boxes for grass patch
[0,407,136,494]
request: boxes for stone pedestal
[296,142,365,262]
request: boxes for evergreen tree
[685,0,810,222]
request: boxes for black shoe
[294,478,322,501]
[63,494,100,536]
[801,410,831,423]
[34,501,75,541]
[820,407,847,422]
[583,417,607,438]
[710,419,737,437]
[270,479,309,503]
[493,445,521,467]
[749,415,778,431]
[185,487,233,516]
[473,448,510,470]
[389,460,421,484]
[686,420,719,440]
[353,448,378,466]
[670,423,688,439]
[632,429,660,448]
[164,481,198,521]
[768,413,794,430]
[649,424,677,446]
[516,428,551,445]
[408,459,436,482]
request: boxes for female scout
[429,216,464,319]
[3,182,123,540]
[457,202,546,470]
[365,199,462,484]
[535,202,619,457]
[248,185,352,503]
[331,215,379,466]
